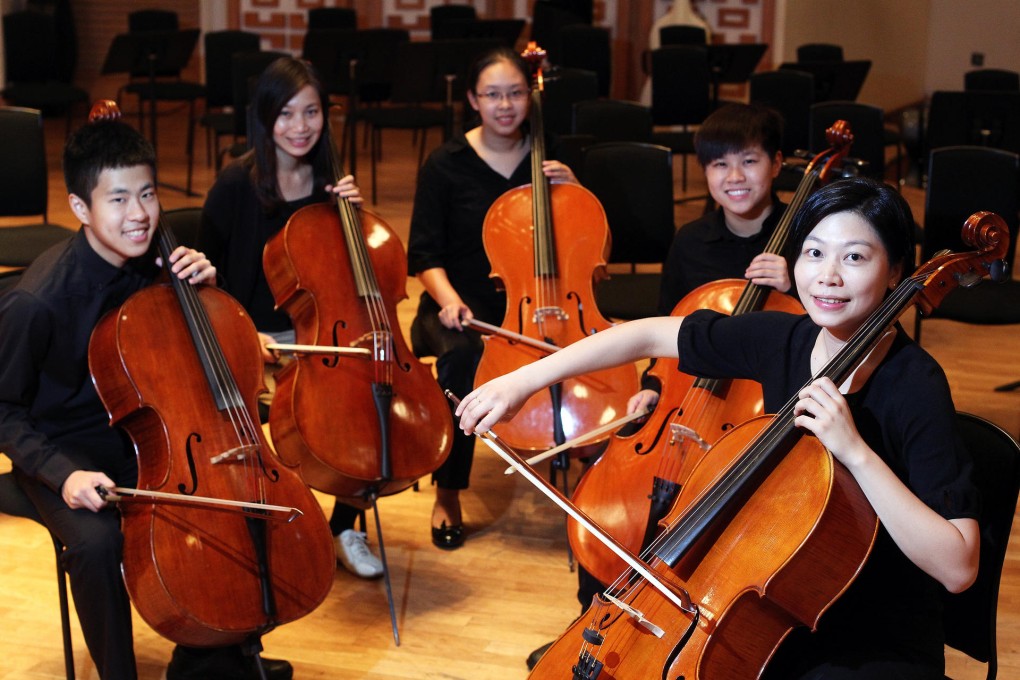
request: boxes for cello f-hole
[178,432,202,495]
[633,408,680,454]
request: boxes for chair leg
[371,126,379,205]
[186,100,196,196]
[418,128,429,168]
[51,535,75,680]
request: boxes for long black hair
[246,56,334,211]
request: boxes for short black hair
[694,103,783,167]
[790,176,916,279]
[63,119,156,206]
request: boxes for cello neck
[326,113,386,309]
[523,43,557,281]
[156,220,246,414]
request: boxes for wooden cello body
[89,233,335,647]
[529,212,1010,679]
[473,43,637,451]
[534,418,877,679]
[568,122,853,585]
[263,200,452,499]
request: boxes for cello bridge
[669,424,710,451]
[602,592,666,638]
[354,331,393,361]
[533,306,568,323]
[210,444,260,464]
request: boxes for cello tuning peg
[988,258,1009,283]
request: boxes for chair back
[650,46,710,127]
[580,142,675,263]
[583,142,675,319]
[810,101,885,180]
[923,146,1020,267]
[128,9,178,32]
[127,8,181,77]
[3,10,65,83]
[796,42,843,62]
[348,28,412,104]
[162,207,203,250]
[540,67,599,137]
[307,7,356,31]
[301,27,355,96]
[964,69,1020,92]
[531,2,588,62]
[559,25,611,97]
[926,91,1020,156]
[430,4,478,41]
[0,107,48,220]
[659,25,707,46]
[203,30,260,110]
[750,69,814,157]
[439,18,525,48]
[943,412,1020,679]
[572,99,652,144]
[432,38,506,107]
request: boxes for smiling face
[272,84,324,163]
[794,211,903,341]
[71,164,159,268]
[703,144,781,229]
[467,59,531,139]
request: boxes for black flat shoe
[168,645,293,680]
[431,521,465,549]
[526,641,554,670]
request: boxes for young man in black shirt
[0,117,290,679]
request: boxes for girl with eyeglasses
[407,46,578,550]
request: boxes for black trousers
[411,292,503,491]
[16,462,138,680]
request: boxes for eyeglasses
[475,89,530,103]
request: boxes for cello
[86,102,335,648]
[262,115,452,501]
[471,42,638,451]
[569,121,854,586]
[523,211,1010,679]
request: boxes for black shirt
[658,197,788,315]
[407,131,534,312]
[678,309,978,671]
[200,160,326,331]
[0,230,155,492]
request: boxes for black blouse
[678,309,978,671]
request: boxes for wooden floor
[1,104,1018,679]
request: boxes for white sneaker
[335,529,384,579]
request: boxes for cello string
[652,281,920,562]
[603,281,921,611]
[328,129,395,388]
[157,219,266,503]
[650,135,851,496]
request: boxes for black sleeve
[0,292,78,491]
[407,155,451,276]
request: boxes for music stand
[780,60,871,102]
[706,43,767,108]
[101,29,201,195]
